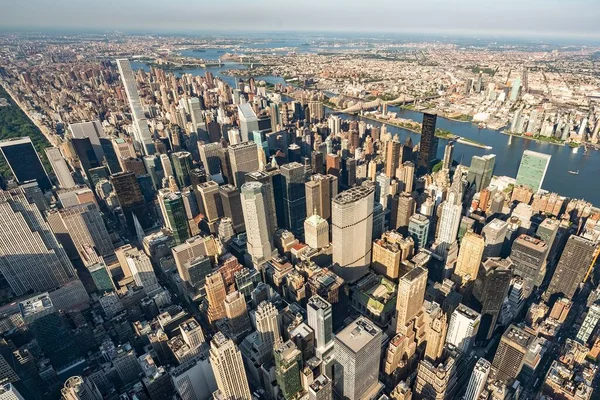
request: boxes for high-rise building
[492,325,534,383]
[69,120,106,162]
[116,59,154,155]
[435,170,464,253]
[61,375,103,400]
[385,138,402,178]
[0,188,77,295]
[475,258,513,341]
[205,272,227,325]
[467,154,496,192]
[209,332,252,400]
[224,291,251,334]
[256,300,282,351]
[229,142,259,188]
[238,104,259,143]
[0,137,51,191]
[305,174,338,221]
[158,189,190,245]
[304,214,329,249]
[442,141,454,170]
[333,317,382,400]
[396,161,415,193]
[196,181,224,231]
[576,303,600,344]
[546,235,598,300]
[172,151,193,189]
[110,171,148,234]
[246,169,279,233]
[515,150,551,192]
[408,213,430,250]
[464,358,491,400]
[241,182,275,266]
[280,162,306,237]
[308,375,332,400]
[274,341,303,400]
[219,184,245,233]
[416,113,438,174]
[326,153,341,177]
[395,266,428,333]
[45,147,75,189]
[510,234,549,288]
[481,219,508,259]
[393,193,416,232]
[199,142,223,181]
[307,295,333,358]
[446,304,480,352]
[332,186,375,283]
[125,248,161,296]
[372,231,414,280]
[454,231,485,283]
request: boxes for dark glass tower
[417,113,439,175]
[0,137,51,191]
[280,162,307,238]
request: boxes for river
[131,48,600,206]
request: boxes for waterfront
[133,48,600,206]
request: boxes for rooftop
[335,316,381,353]
[333,185,374,205]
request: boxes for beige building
[395,266,428,334]
[205,272,227,325]
[209,333,252,400]
[372,231,414,280]
[454,230,485,283]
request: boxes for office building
[0,188,77,295]
[481,219,508,259]
[454,231,485,283]
[224,291,251,334]
[510,235,548,288]
[395,266,428,334]
[205,272,227,325]
[464,358,491,400]
[180,256,212,289]
[393,193,416,232]
[492,325,534,382]
[397,161,415,193]
[61,375,103,400]
[333,317,383,400]
[308,375,332,400]
[125,248,161,296]
[45,147,75,189]
[196,181,224,231]
[229,142,259,188]
[304,214,329,249]
[575,303,600,344]
[307,295,333,358]
[408,213,430,250]
[416,113,438,174]
[0,137,51,191]
[256,301,282,350]
[305,174,338,221]
[385,138,402,178]
[171,355,217,400]
[219,184,245,233]
[57,202,114,260]
[209,333,252,400]
[446,304,480,352]
[199,142,223,180]
[69,120,106,162]
[241,182,276,266]
[87,261,115,293]
[475,258,513,341]
[467,154,496,192]
[435,170,464,253]
[307,269,347,330]
[158,190,190,245]
[281,162,307,237]
[110,171,148,233]
[274,341,303,400]
[515,150,551,192]
[546,235,598,300]
[246,169,279,233]
[372,231,414,280]
[172,151,193,188]
[332,186,375,283]
[238,104,259,143]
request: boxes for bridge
[340,94,441,114]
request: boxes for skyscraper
[435,168,464,253]
[467,154,496,192]
[238,103,259,143]
[69,120,106,162]
[280,162,307,238]
[125,248,161,296]
[241,182,275,266]
[224,291,251,334]
[110,171,148,234]
[454,231,485,283]
[475,258,513,341]
[219,184,245,233]
[546,235,599,301]
[209,332,252,400]
[372,231,414,280]
[395,266,427,333]
[308,376,332,400]
[158,190,190,245]
[464,358,491,400]
[481,218,508,259]
[333,317,382,400]
[305,174,338,221]
[304,214,329,249]
[274,341,303,400]
[116,59,154,155]
[199,142,223,182]
[172,151,193,189]
[515,150,551,192]
[0,137,51,191]
[45,147,75,189]
[196,181,224,231]
[385,138,401,178]
[332,185,375,283]
[255,301,282,351]
[416,113,438,174]
[228,142,260,188]
[510,234,549,288]
[205,272,227,325]
[492,325,534,383]
[307,295,333,358]
[0,188,77,295]
[446,304,480,352]
[408,213,430,250]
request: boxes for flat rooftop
[335,316,381,353]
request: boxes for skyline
[2,0,600,40]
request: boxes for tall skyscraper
[408,213,430,250]
[110,171,148,234]
[332,186,375,283]
[304,214,329,249]
[372,231,414,280]
[125,248,161,296]
[241,182,275,266]
[395,266,428,333]
[416,113,438,174]
[209,332,252,400]
[116,59,154,155]
[546,235,598,301]
[224,291,251,334]
[69,120,106,162]
[238,103,259,143]
[333,317,382,400]
[307,295,333,358]
[515,150,551,192]
[467,154,496,192]
[464,358,491,400]
[228,143,260,189]
[0,137,51,191]
[45,147,75,189]
[158,190,190,245]
[308,375,332,400]
[385,138,401,178]
[454,231,485,283]
[219,184,245,233]
[475,258,513,341]
[274,341,303,400]
[492,325,534,383]
[435,168,464,253]
[255,301,282,350]
[305,174,338,221]
[61,376,103,400]
[246,170,279,234]
[0,188,77,295]
[196,181,224,231]
[205,272,227,325]
[446,304,480,352]
[280,162,307,238]
[172,151,193,189]
[199,142,223,181]
[392,193,416,232]
[481,218,508,259]
[510,234,549,288]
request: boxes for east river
[131,47,600,206]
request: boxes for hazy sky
[1,0,599,38]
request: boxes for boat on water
[568,170,580,175]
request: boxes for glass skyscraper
[515,150,551,192]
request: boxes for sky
[1,0,599,39]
